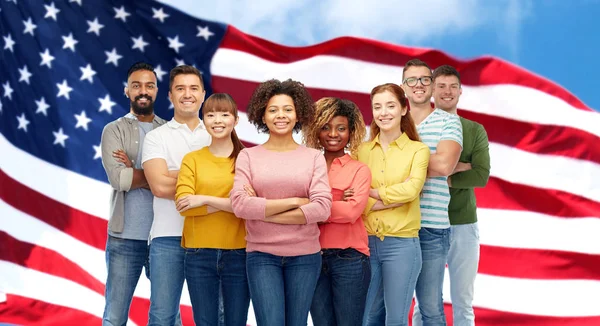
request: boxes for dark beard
[131,95,154,116]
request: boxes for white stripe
[478,208,600,255]
[211,48,600,138]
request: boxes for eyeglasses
[403,76,433,87]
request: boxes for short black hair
[169,65,204,91]
[432,64,461,86]
[127,62,157,79]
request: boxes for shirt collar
[123,112,159,124]
[167,117,205,131]
[368,132,410,150]
[332,153,352,167]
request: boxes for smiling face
[168,74,206,118]
[433,74,462,112]
[372,90,407,133]
[263,94,297,136]
[318,115,350,154]
[125,69,157,115]
[402,65,433,106]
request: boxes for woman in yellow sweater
[175,93,249,326]
[357,83,430,326]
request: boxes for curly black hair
[246,79,315,134]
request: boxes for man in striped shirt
[404,59,463,326]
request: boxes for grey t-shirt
[108,119,154,240]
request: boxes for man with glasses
[403,59,463,326]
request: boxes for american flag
[1,0,599,325]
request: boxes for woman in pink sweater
[230,79,332,326]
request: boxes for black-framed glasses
[403,76,433,87]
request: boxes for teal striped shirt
[416,109,463,228]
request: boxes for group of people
[100,58,490,326]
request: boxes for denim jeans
[412,227,451,326]
[363,236,422,326]
[246,251,321,326]
[310,248,370,326]
[102,235,148,326]
[447,223,479,326]
[185,248,250,326]
[148,236,185,326]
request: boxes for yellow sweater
[175,147,246,249]
[356,133,430,239]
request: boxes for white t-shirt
[142,118,211,240]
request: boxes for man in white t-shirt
[142,65,211,325]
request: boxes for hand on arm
[244,184,308,218]
[449,125,491,189]
[100,125,147,191]
[327,165,372,224]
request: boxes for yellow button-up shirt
[356,132,430,239]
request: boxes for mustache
[134,94,153,102]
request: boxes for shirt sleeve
[451,123,491,189]
[441,114,463,148]
[141,129,165,164]
[299,153,333,224]
[378,146,430,205]
[176,152,209,217]
[230,149,267,220]
[100,122,133,192]
[328,164,372,224]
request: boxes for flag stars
[167,35,184,54]
[23,17,37,36]
[39,49,55,68]
[44,2,60,21]
[196,25,214,41]
[105,48,122,66]
[98,94,116,114]
[152,7,169,23]
[131,35,149,52]
[3,34,15,52]
[17,113,30,132]
[69,0,82,5]
[87,17,104,36]
[74,110,92,131]
[155,64,167,82]
[93,144,102,160]
[114,6,130,23]
[62,33,78,52]
[35,97,50,116]
[53,128,69,147]
[56,80,73,100]
[174,58,186,66]
[3,81,14,100]
[18,65,32,84]
[80,64,96,83]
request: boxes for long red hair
[369,83,420,142]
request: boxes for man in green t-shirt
[432,65,491,326]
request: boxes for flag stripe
[0,294,102,326]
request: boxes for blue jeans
[185,248,250,326]
[148,236,185,326]
[246,251,321,326]
[412,227,451,326]
[363,236,422,326]
[310,248,371,326]
[102,235,149,326]
[447,223,479,326]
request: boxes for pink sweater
[230,145,332,256]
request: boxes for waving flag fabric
[1,1,599,325]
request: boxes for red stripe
[0,294,101,326]
[221,26,592,112]
[213,75,600,165]
[0,168,108,250]
[479,244,600,280]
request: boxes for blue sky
[160,0,600,111]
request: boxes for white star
[131,35,149,52]
[69,0,82,5]
[44,2,60,21]
[56,79,73,100]
[53,128,69,147]
[79,64,96,83]
[18,65,32,84]
[62,33,78,52]
[98,94,116,114]
[35,97,50,115]
[23,17,37,36]
[196,25,214,41]
[39,48,55,68]
[87,17,104,36]
[3,81,13,100]
[105,48,122,66]
[3,34,15,52]
[152,7,169,23]
[74,110,92,131]
[113,6,130,23]
[93,144,102,160]
[174,58,186,66]
[168,95,173,109]
[167,35,184,54]
[16,113,30,132]
[155,64,167,82]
